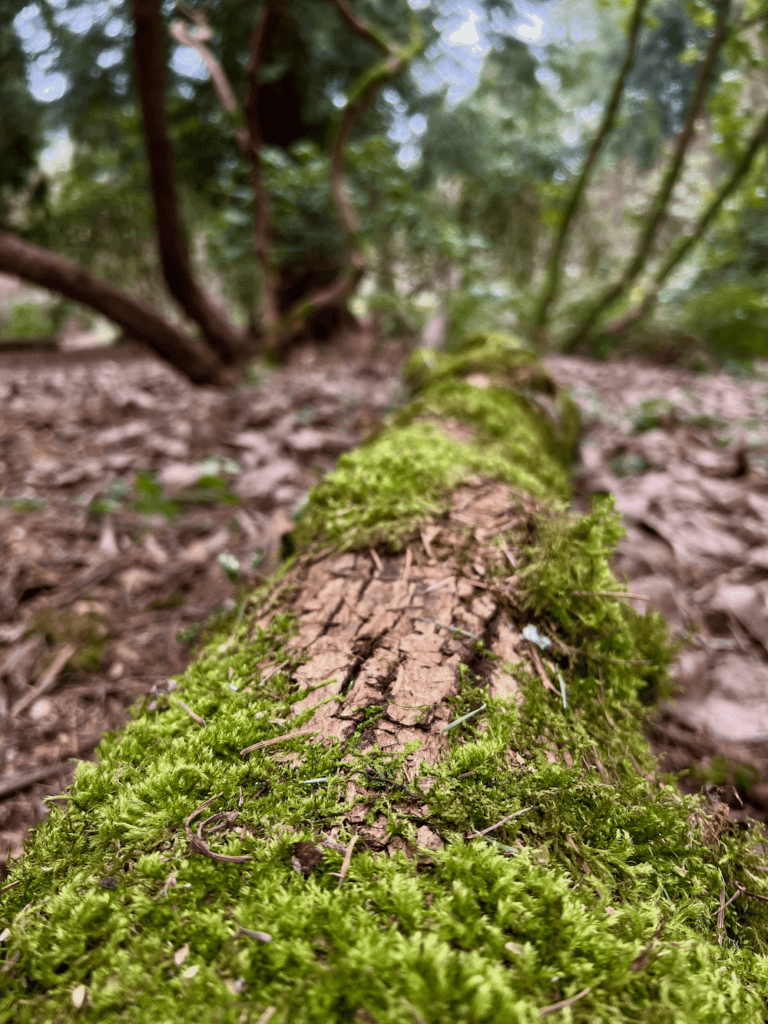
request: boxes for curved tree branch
[603,106,768,336]
[531,0,650,347]
[129,0,248,364]
[561,0,733,354]
[0,232,227,385]
[268,3,426,355]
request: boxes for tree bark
[2,333,764,1020]
[0,232,229,384]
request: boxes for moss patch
[2,335,768,1023]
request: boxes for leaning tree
[0,0,427,384]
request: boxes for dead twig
[337,833,359,889]
[184,793,253,864]
[11,643,77,717]
[470,806,534,838]
[174,698,206,727]
[240,728,319,755]
[528,645,560,696]
[538,986,592,1018]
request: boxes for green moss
[2,337,768,1022]
[294,332,576,555]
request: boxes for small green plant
[630,397,677,434]
[176,474,241,509]
[217,552,240,582]
[132,470,179,518]
[609,451,649,476]
[1,301,54,339]
[0,495,47,512]
[176,622,202,645]
[87,478,131,519]
[27,608,109,674]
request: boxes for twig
[415,617,476,640]
[565,834,590,875]
[240,728,318,755]
[175,698,206,727]
[184,793,253,864]
[717,880,726,945]
[470,806,534,838]
[570,590,650,600]
[423,577,454,595]
[11,643,76,717]
[528,645,560,696]
[711,885,743,917]
[337,834,359,889]
[538,986,592,1018]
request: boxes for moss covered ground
[1,333,767,1022]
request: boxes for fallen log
[2,333,767,1022]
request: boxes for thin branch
[170,5,238,112]
[328,0,390,54]
[603,106,768,336]
[532,0,650,345]
[561,0,733,353]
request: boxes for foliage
[0,1,48,230]
[0,300,55,338]
[675,278,768,360]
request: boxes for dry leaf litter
[1,330,768,879]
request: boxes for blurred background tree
[0,0,766,377]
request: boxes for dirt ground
[1,328,768,878]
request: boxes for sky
[11,0,598,172]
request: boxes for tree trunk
[129,0,250,366]
[2,334,766,1022]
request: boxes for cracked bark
[252,481,542,835]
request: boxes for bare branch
[129,0,248,364]
[328,0,390,55]
[603,106,768,336]
[532,0,650,347]
[561,0,733,354]
[170,5,238,113]
[0,231,227,384]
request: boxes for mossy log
[2,334,768,1022]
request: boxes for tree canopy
[1,0,767,378]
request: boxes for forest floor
[1,328,768,877]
